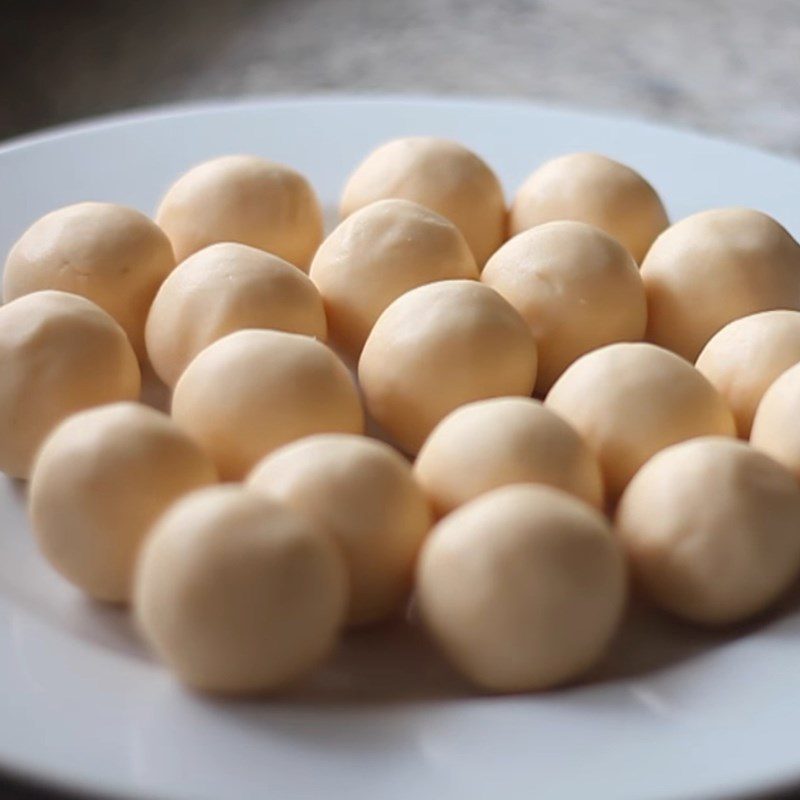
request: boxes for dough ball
[358,280,537,455]
[696,310,800,437]
[0,291,140,478]
[340,137,506,266]
[616,437,800,625]
[3,202,175,359]
[310,199,479,358]
[545,342,736,501]
[156,155,324,269]
[417,484,626,692]
[135,484,347,694]
[751,362,800,482]
[146,242,327,387]
[414,397,603,517]
[248,434,432,626]
[172,329,363,480]
[29,402,217,603]
[482,221,647,393]
[509,153,668,263]
[641,208,800,361]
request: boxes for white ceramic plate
[1,96,800,800]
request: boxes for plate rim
[0,91,791,170]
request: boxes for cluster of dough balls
[4,137,800,700]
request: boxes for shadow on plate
[207,580,800,708]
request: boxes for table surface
[1,1,800,798]
[2,0,800,157]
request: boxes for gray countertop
[1,1,799,798]
[2,0,800,157]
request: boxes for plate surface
[1,96,800,800]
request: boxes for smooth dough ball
[340,137,506,266]
[482,221,647,393]
[3,202,175,359]
[417,484,626,692]
[0,291,140,478]
[29,403,217,603]
[248,434,432,626]
[641,208,800,361]
[509,153,668,263]
[414,397,603,517]
[751,362,800,482]
[146,242,327,387]
[310,199,479,358]
[358,280,537,455]
[545,342,736,501]
[616,437,800,625]
[135,484,348,693]
[156,155,324,269]
[172,329,363,480]
[696,310,800,437]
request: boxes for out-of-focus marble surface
[2,0,800,155]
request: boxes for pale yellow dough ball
[616,437,800,625]
[146,242,327,387]
[156,155,324,269]
[310,199,479,358]
[3,202,175,359]
[135,484,348,694]
[417,484,626,693]
[641,208,800,361]
[414,397,603,517]
[482,221,647,393]
[751,362,800,482]
[248,434,432,626]
[172,329,363,480]
[340,137,506,266]
[509,153,668,263]
[696,310,800,437]
[358,280,537,455]
[0,291,140,478]
[29,403,216,603]
[545,343,736,501]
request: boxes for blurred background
[2,0,800,155]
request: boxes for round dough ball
[545,342,736,501]
[0,291,140,478]
[172,329,363,480]
[482,221,647,393]
[417,484,626,692]
[156,155,324,269]
[3,202,175,359]
[135,484,347,693]
[641,208,800,361]
[248,434,432,626]
[29,403,217,603]
[616,437,800,625]
[146,242,327,387]
[310,199,479,358]
[696,310,800,437]
[751,362,800,482]
[358,280,537,455]
[414,397,603,517]
[509,153,668,263]
[340,137,506,266]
